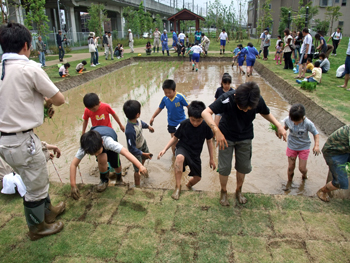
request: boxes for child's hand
[157,150,166,159]
[142,153,153,160]
[148,126,154,133]
[71,186,80,200]
[139,166,148,176]
[313,146,321,156]
[215,130,228,150]
[150,118,154,126]
[53,147,61,158]
[276,126,287,142]
[119,124,125,133]
[209,159,216,170]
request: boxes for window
[320,0,333,6]
[269,4,272,9]
[338,21,344,27]
[335,0,340,3]
[342,0,347,6]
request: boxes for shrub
[300,81,317,92]
[49,45,59,55]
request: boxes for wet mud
[38,61,331,196]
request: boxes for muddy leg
[186,176,201,189]
[172,154,184,200]
[317,181,338,202]
[134,172,141,187]
[171,133,176,155]
[299,158,308,179]
[219,174,229,206]
[287,157,296,181]
[236,172,247,204]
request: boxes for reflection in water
[37,62,328,196]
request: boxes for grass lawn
[1,182,350,262]
[258,37,350,123]
[31,55,72,63]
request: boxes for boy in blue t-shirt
[150,79,189,154]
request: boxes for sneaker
[96,181,108,192]
[196,68,198,72]
[96,63,100,65]
[296,80,302,84]
[276,62,278,65]
[91,64,96,67]
[117,57,120,59]
[334,54,337,57]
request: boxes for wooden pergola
[168,8,205,33]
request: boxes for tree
[293,0,318,31]
[154,14,163,30]
[87,4,108,37]
[123,7,140,36]
[278,7,292,36]
[313,19,330,35]
[257,0,273,37]
[325,6,342,35]
[23,0,50,37]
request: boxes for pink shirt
[83,102,115,128]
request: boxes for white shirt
[190,45,203,54]
[154,31,161,39]
[302,34,312,54]
[260,32,265,39]
[59,65,67,74]
[331,32,342,40]
[178,33,185,40]
[129,33,133,42]
[347,38,350,55]
[219,32,228,40]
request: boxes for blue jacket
[172,32,178,41]
[161,34,168,44]
[241,46,259,61]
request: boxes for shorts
[238,57,245,66]
[300,53,313,64]
[132,141,149,172]
[102,147,121,169]
[220,40,226,46]
[246,59,255,67]
[324,153,350,189]
[192,53,200,63]
[167,125,177,134]
[176,147,201,177]
[286,147,310,160]
[172,41,177,47]
[218,139,252,176]
[345,55,350,75]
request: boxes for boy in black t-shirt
[202,82,287,206]
[158,101,216,200]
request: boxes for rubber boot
[157,47,159,53]
[162,50,164,56]
[153,47,155,53]
[223,49,225,54]
[220,190,230,206]
[96,170,109,192]
[44,195,65,224]
[220,49,222,55]
[24,201,64,241]
[167,50,170,56]
[115,173,125,186]
[171,186,181,200]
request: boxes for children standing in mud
[158,101,215,200]
[283,104,320,190]
[150,80,189,155]
[123,100,154,187]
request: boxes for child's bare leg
[287,157,296,181]
[186,176,201,189]
[134,171,141,187]
[236,171,247,204]
[239,66,245,74]
[299,158,308,179]
[219,174,230,206]
[171,133,176,155]
[172,154,184,200]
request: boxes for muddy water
[36,62,329,196]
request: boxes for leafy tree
[87,4,108,37]
[123,7,140,35]
[23,0,50,37]
[278,7,292,36]
[154,14,163,30]
[293,0,318,31]
[325,6,342,35]
[313,19,330,36]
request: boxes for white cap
[164,29,167,32]
[128,29,131,32]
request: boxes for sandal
[337,85,344,88]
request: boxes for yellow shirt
[312,67,322,83]
[306,63,314,71]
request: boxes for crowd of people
[0,22,349,243]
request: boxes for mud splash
[37,61,329,196]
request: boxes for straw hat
[89,32,95,37]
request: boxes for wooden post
[178,20,181,33]
[195,18,199,31]
[174,19,177,32]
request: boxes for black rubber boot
[96,170,109,192]
[24,200,64,241]
[162,50,164,55]
[153,47,155,53]
[157,47,159,53]
[167,50,170,56]
[44,195,65,224]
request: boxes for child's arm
[111,112,125,132]
[70,157,82,200]
[141,120,154,133]
[313,134,320,156]
[260,113,287,141]
[120,147,147,175]
[157,136,179,159]
[82,119,88,134]
[206,138,216,170]
[150,107,163,126]
[45,143,61,158]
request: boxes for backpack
[288,36,295,51]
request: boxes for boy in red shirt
[82,93,125,184]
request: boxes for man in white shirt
[128,29,134,53]
[0,23,65,241]
[153,27,161,53]
[217,28,229,54]
[327,27,342,56]
[296,27,313,79]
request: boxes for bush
[300,81,317,92]
[49,45,59,55]
[65,46,72,53]
[30,49,38,58]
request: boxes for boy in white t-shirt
[217,28,229,55]
[327,27,342,56]
[186,43,203,72]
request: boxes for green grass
[30,55,72,63]
[259,37,350,123]
[1,183,350,262]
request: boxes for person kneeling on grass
[59,62,70,77]
[76,60,87,73]
[158,101,216,200]
[296,61,322,84]
[317,125,350,202]
[70,126,148,199]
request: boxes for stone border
[254,61,345,136]
[55,56,345,135]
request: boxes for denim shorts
[324,153,350,189]
[345,55,350,75]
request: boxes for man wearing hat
[128,29,134,53]
[161,30,170,56]
[217,28,229,55]
[153,27,161,53]
[106,32,114,60]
